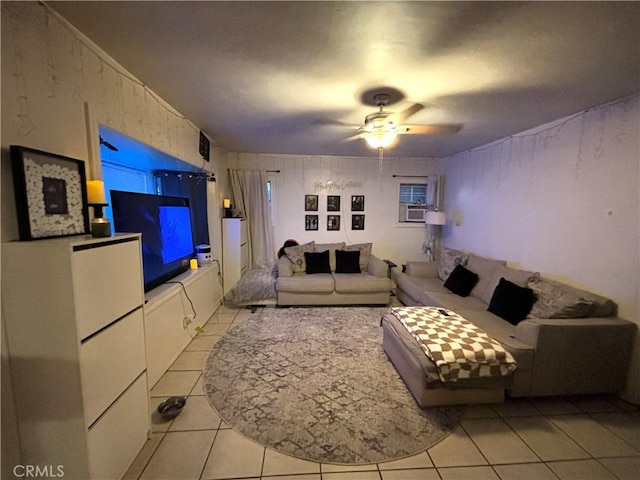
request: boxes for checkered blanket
[388,306,517,383]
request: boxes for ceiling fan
[343,93,461,150]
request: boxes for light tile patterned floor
[126,302,640,480]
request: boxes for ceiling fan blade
[340,132,367,143]
[398,124,462,135]
[314,118,360,128]
[393,103,424,124]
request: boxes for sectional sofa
[276,241,391,305]
[391,248,636,400]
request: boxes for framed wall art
[327,215,340,231]
[10,145,90,240]
[305,194,318,211]
[352,214,365,231]
[351,195,365,211]
[327,195,341,211]
[305,214,319,231]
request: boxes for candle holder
[89,203,111,238]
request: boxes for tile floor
[125,302,640,480]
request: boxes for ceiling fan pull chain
[378,147,384,181]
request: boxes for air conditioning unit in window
[404,204,427,222]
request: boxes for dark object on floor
[157,396,187,419]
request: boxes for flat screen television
[110,190,195,292]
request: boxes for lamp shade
[425,211,446,225]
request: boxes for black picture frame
[10,145,90,240]
[199,131,210,162]
[352,214,365,230]
[351,195,365,211]
[305,214,319,231]
[327,195,341,211]
[305,194,318,211]
[327,215,340,231]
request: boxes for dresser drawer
[73,239,144,340]
[87,373,149,480]
[80,308,146,426]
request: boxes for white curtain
[229,169,276,269]
[426,175,443,210]
[423,175,444,259]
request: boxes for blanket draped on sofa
[388,306,517,383]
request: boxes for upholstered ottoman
[381,308,512,407]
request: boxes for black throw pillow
[335,249,361,273]
[443,264,479,297]
[488,277,535,325]
[304,250,331,274]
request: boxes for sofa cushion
[491,264,540,288]
[488,278,535,325]
[438,247,469,281]
[395,272,451,301]
[276,274,334,293]
[314,242,346,272]
[466,254,507,304]
[335,249,361,273]
[527,278,593,318]
[333,273,390,294]
[284,241,315,273]
[343,243,372,271]
[305,250,331,274]
[535,278,617,317]
[443,265,478,297]
[418,291,488,311]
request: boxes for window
[397,182,427,224]
[266,174,276,227]
[399,184,427,205]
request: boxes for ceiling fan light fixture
[365,131,397,149]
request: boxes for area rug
[203,306,464,464]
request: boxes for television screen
[110,190,195,292]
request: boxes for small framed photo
[327,215,340,231]
[305,194,318,211]
[10,145,90,240]
[305,214,319,231]
[327,195,341,211]
[352,214,365,230]
[351,195,365,211]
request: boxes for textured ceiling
[50,1,640,159]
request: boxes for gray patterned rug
[203,306,464,464]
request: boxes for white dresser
[2,234,149,479]
[222,218,248,296]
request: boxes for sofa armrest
[514,317,637,396]
[367,255,389,278]
[277,256,294,277]
[404,261,439,279]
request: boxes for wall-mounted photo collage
[304,194,365,231]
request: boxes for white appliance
[404,204,427,222]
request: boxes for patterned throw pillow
[438,247,469,281]
[284,241,315,273]
[528,278,593,319]
[343,243,372,271]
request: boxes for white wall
[442,94,640,403]
[228,152,442,267]
[1,2,226,243]
[0,3,226,476]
